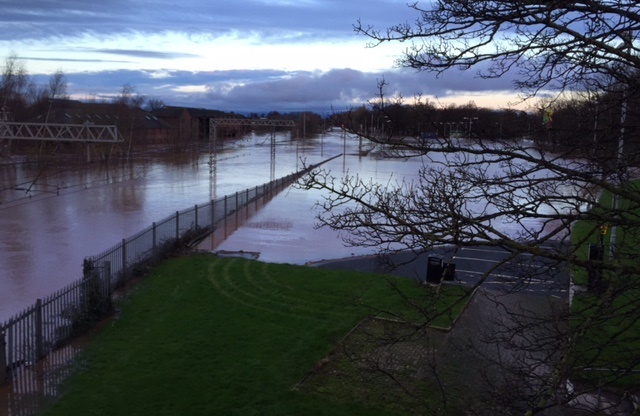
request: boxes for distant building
[29,100,246,147]
[32,100,173,145]
[152,106,233,142]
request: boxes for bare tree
[0,54,35,120]
[145,97,165,111]
[44,69,69,121]
[113,83,146,157]
[355,1,640,98]
[298,2,640,414]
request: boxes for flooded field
[1,132,417,323]
[0,132,578,323]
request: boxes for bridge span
[0,121,121,143]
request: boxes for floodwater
[198,150,425,263]
[0,131,583,415]
[0,132,423,323]
[1,132,580,324]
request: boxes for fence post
[35,299,43,360]
[211,199,216,230]
[175,211,180,240]
[152,222,157,259]
[103,261,112,300]
[0,332,6,384]
[235,191,239,211]
[195,204,199,229]
[122,239,127,281]
[224,195,228,216]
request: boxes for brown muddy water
[0,132,359,323]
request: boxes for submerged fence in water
[0,159,329,387]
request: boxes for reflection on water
[245,219,294,230]
[0,342,82,416]
[0,134,582,322]
[198,180,291,252]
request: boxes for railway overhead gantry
[208,118,296,182]
[0,120,122,161]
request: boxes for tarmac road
[310,243,570,298]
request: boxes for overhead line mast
[208,118,296,182]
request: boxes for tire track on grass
[241,261,363,316]
[251,261,365,305]
[232,259,356,319]
[206,258,349,322]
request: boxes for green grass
[43,254,469,416]
[571,181,640,285]
[570,290,640,387]
[570,181,640,387]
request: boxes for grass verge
[43,253,470,416]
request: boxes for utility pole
[609,91,628,262]
[609,29,633,261]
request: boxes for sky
[0,0,524,114]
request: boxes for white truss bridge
[0,122,121,143]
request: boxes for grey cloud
[91,49,200,60]
[0,0,137,40]
[203,66,520,112]
[33,68,382,112]
[31,65,521,114]
[22,56,132,64]
[0,0,418,42]
[5,1,527,112]
[384,63,520,97]
[208,69,370,103]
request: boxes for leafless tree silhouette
[299,2,640,414]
